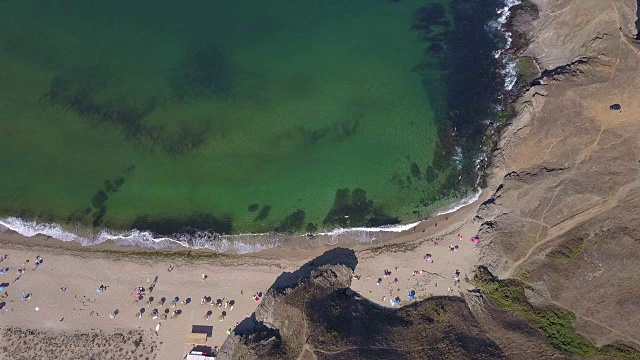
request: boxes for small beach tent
[610,104,622,111]
[186,332,208,346]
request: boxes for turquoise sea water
[0,0,504,237]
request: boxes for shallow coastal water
[0,0,505,241]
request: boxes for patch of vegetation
[599,344,640,360]
[496,104,516,127]
[474,266,640,358]
[515,56,540,89]
[546,237,585,262]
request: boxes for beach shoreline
[0,188,488,259]
[0,183,490,360]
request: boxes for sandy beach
[0,192,487,360]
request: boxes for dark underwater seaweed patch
[303,116,360,146]
[155,121,211,155]
[424,165,438,183]
[306,222,318,234]
[45,66,153,140]
[44,66,211,156]
[323,188,399,228]
[411,0,504,196]
[130,213,233,236]
[274,209,306,234]
[83,166,135,227]
[274,112,362,149]
[410,162,422,179]
[253,205,272,222]
[91,191,108,209]
[412,4,449,37]
[248,204,259,213]
[170,46,232,100]
[92,205,107,227]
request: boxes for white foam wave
[435,188,482,216]
[490,0,522,91]
[316,188,484,237]
[502,56,518,91]
[0,217,280,254]
[317,221,422,236]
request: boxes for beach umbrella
[408,290,416,300]
[609,104,622,111]
[21,293,31,301]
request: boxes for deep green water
[0,0,504,236]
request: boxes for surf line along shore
[0,187,485,253]
[0,189,490,359]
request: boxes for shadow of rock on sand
[219,248,504,360]
[271,247,358,291]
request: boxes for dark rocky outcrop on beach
[218,262,505,360]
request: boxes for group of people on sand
[367,232,482,305]
[2,255,45,284]
[0,254,47,313]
